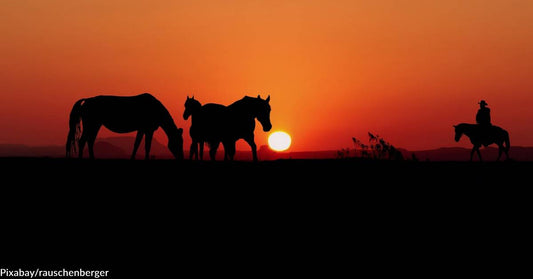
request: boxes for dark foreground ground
[1,157,531,276]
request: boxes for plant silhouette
[338,133,404,160]
[66,93,184,160]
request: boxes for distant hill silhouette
[260,145,533,161]
[410,146,533,162]
[0,137,172,159]
[93,136,170,159]
[1,140,533,161]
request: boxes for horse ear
[453,125,457,128]
[257,94,261,99]
[266,95,270,103]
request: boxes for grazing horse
[183,96,228,160]
[66,93,184,160]
[453,123,510,161]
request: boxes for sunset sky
[1,0,532,152]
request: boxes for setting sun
[268,131,292,152]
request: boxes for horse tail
[66,98,85,158]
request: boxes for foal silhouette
[66,93,184,160]
[454,123,510,161]
[183,95,272,162]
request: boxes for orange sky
[1,0,532,152]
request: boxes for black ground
[1,157,531,276]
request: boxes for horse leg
[144,131,153,160]
[86,125,101,160]
[223,144,228,161]
[476,146,482,162]
[78,136,87,159]
[209,141,220,161]
[244,136,258,162]
[78,132,88,159]
[132,131,144,160]
[223,141,235,161]
[505,139,510,160]
[497,144,503,161]
[189,141,197,160]
[199,141,204,160]
[470,146,479,162]
[222,141,229,161]
[228,141,236,161]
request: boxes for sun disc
[268,131,291,152]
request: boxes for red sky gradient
[1,0,532,152]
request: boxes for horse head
[453,124,463,142]
[183,96,201,120]
[168,127,184,160]
[255,95,272,132]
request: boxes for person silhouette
[476,100,491,126]
[475,100,492,142]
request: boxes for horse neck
[461,124,477,137]
[188,102,202,115]
[229,99,256,119]
[160,112,179,139]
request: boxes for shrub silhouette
[337,132,404,160]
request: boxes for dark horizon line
[2,140,533,153]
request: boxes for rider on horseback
[476,100,492,144]
[476,100,491,126]
[453,100,510,161]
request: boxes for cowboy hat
[479,100,488,105]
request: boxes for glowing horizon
[1,1,532,152]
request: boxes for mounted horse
[66,93,184,160]
[453,123,510,161]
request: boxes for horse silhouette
[453,123,510,161]
[66,93,184,160]
[183,96,228,160]
[183,95,272,162]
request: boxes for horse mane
[152,97,179,136]
[229,96,252,107]
[455,123,477,130]
[187,97,202,107]
[228,96,268,111]
[161,108,178,131]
